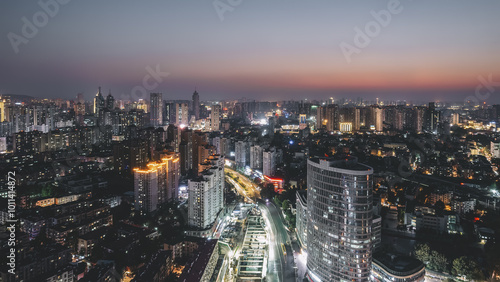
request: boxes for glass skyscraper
[306,156,373,282]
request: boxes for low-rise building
[178,240,219,282]
[133,250,173,282]
[372,253,425,282]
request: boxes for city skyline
[1,1,499,102]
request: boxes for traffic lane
[264,201,290,244]
[260,203,284,282]
[291,241,307,281]
[260,202,296,281]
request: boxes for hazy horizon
[1,1,499,103]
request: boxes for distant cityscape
[0,89,499,281]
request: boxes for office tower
[150,93,163,127]
[211,104,221,131]
[133,155,180,213]
[188,155,224,229]
[262,148,276,176]
[192,90,200,120]
[306,156,373,282]
[106,90,115,110]
[93,87,105,115]
[250,145,263,170]
[235,140,248,169]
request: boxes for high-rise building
[235,140,248,169]
[106,90,115,110]
[175,103,189,127]
[133,155,180,213]
[134,167,159,213]
[306,156,373,282]
[451,112,460,125]
[150,93,163,127]
[210,104,220,131]
[192,90,200,120]
[250,145,263,170]
[325,104,339,131]
[262,149,276,176]
[425,102,440,133]
[188,155,224,229]
[93,87,105,116]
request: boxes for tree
[282,199,290,211]
[274,196,282,208]
[414,243,432,265]
[452,256,484,280]
[429,251,449,272]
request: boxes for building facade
[306,156,373,282]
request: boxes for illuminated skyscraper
[192,90,200,120]
[150,93,163,127]
[134,155,180,213]
[93,87,105,115]
[306,156,373,282]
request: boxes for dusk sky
[1,0,499,102]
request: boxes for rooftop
[373,253,425,277]
[178,240,218,282]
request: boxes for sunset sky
[1,0,499,102]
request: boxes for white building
[306,156,373,281]
[263,149,276,176]
[175,103,189,127]
[210,105,221,131]
[250,145,263,170]
[235,140,248,169]
[491,140,500,158]
[188,155,225,230]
